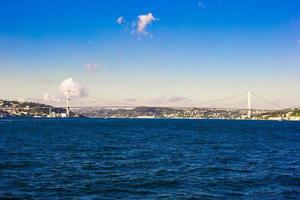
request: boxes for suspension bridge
[39,90,292,119]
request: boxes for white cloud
[58,78,88,98]
[118,13,158,37]
[17,97,25,102]
[44,93,49,101]
[135,13,157,35]
[85,62,99,71]
[116,16,125,25]
[43,92,61,103]
[42,78,88,106]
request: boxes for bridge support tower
[248,91,251,119]
[66,90,70,117]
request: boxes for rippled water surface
[0,118,300,199]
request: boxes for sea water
[0,118,299,199]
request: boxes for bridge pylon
[66,90,70,117]
[248,91,251,119]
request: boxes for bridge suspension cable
[84,96,135,107]
[179,92,247,107]
[20,91,290,111]
[251,92,283,110]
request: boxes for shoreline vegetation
[1,99,300,121]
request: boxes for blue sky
[1,0,300,108]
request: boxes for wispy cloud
[43,92,61,103]
[116,16,125,25]
[124,98,136,102]
[148,95,191,106]
[85,62,99,71]
[37,79,52,85]
[166,96,191,103]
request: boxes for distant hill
[75,106,269,119]
[0,99,68,117]
[254,108,300,120]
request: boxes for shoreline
[1,116,300,122]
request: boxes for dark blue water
[0,118,300,199]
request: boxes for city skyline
[1,0,300,108]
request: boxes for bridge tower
[248,91,251,119]
[49,107,52,116]
[66,90,70,117]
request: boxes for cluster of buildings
[0,100,31,116]
[254,109,300,121]
[76,106,300,121]
[0,100,68,118]
[76,107,267,120]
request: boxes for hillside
[0,99,67,117]
[254,108,300,120]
